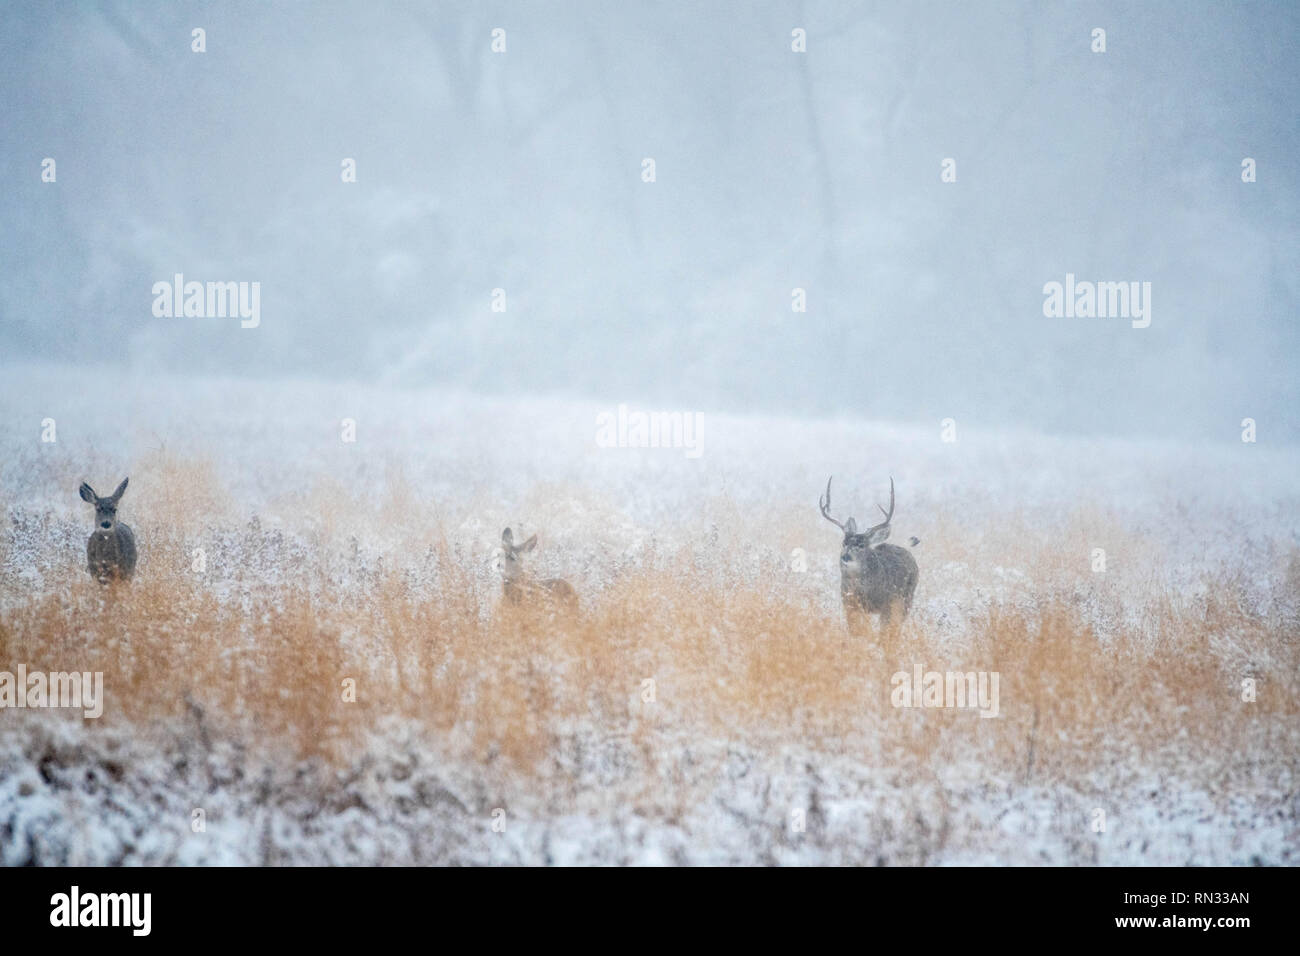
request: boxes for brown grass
[2,521,1296,800]
[3,451,1297,810]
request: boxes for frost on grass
[0,368,1297,864]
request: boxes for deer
[79,478,138,584]
[819,476,918,630]
[498,527,578,611]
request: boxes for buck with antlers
[819,476,919,629]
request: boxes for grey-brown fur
[820,476,918,628]
[79,478,137,584]
[499,527,577,610]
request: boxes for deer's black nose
[100,521,111,529]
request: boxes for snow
[0,365,1297,865]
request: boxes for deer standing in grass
[819,476,918,630]
[498,528,578,611]
[79,478,137,584]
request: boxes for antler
[867,477,895,533]
[819,476,849,532]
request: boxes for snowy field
[1,364,1297,865]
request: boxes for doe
[498,527,577,611]
[79,478,138,584]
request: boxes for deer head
[80,478,129,532]
[499,527,538,584]
[820,475,895,574]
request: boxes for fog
[2,1,1296,442]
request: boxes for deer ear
[844,517,857,534]
[520,535,537,552]
[865,525,891,547]
[79,482,97,503]
[111,478,129,502]
[502,528,514,548]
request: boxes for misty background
[1,1,1296,443]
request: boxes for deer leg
[880,599,910,640]
[845,606,868,635]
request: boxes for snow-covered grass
[0,364,1297,864]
